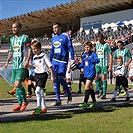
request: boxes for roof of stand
[0,0,132,37]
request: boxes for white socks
[126,91,130,97]
[114,90,130,99]
[35,86,46,109]
[114,90,117,99]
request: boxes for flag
[0,65,13,86]
[117,21,124,26]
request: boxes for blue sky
[0,0,76,20]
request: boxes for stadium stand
[0,0,132,36]
[0,23,133,63]
[0,0,132,83]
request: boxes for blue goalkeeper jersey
[78,51,99,78]
[50,33,74,63]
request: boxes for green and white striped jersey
[10,34,31,69]
[113,48,132,65]
[96,42,112,66]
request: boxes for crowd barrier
[0,50,133,85]
[70,65,133,85]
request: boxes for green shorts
[95,65,108,75]
[11,68,28,83]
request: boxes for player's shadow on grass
[1,94,133,123]
[1,102,132,123]
[0,99,17,106]
[0,112,73,123]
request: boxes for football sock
[54,80,61,102]
[35,86,41,109]
[59,78,71,95]
[84,90,89,103]
[89,89,96,102]
[118,84,122,93]
[96,80,102,93]
[67,81,71,90]
[16,88,22,106]
[40,89,46,109]
[126,90,130,97]
[28,85,32,95]
[114,90,117,99]
[31,83,36,92]
[19,85,27,102]
[103,80,107,95]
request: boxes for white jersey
[114,65,126,76]
[128,55,133,76]
[33,51,52,74]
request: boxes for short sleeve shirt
[10,34,31,69]
[33,51,52,74]
[96,42,112,66]
[113,48,132,65]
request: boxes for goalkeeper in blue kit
[50,22,75,106]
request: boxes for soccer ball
[70,62,77,71]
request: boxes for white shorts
[66,60,71,79]
[66,71,72,79]
[128,70,133,76]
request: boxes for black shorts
[35,72,48,88]
[116,76,128,88]
[29,75,36,81]
[26,69,29,79]
[79,73,86,84]
[86,76,95,82]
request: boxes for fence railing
[70,65,133,85]
[0,53,132,85]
